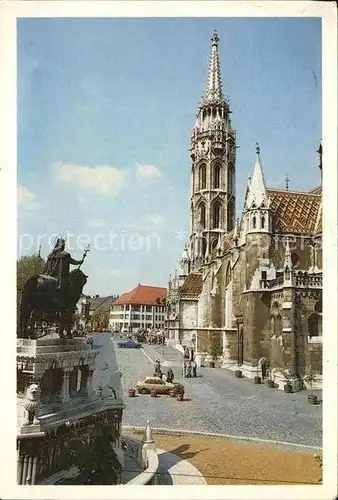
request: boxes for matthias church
[166,30,322,390]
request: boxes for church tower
[189,30,237,271]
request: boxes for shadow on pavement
[167,443,208,461]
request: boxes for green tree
[17,253,45,300]
[91,311,109,331]
[60,422,122,485]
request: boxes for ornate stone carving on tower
[189,30,237,271]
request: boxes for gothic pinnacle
[202,29,223,104]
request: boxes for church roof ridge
[267,187,321,197]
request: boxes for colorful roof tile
[180,273,203,297]
[113,284,167,306]
[267,188,321,234]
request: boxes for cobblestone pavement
[110,336,322,448]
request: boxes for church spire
[246,143,268,209]
[202,29,223,105]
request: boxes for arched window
[227,201,234,231]
[214,164,221,189]
[199,203,206,229]
[291,252,299,268]
[271,314,282,337]
[212,201,221,228]
[201,237,207,257]
[211,238,218,251]
[253,216,256,229]
[308,313,322,337]
[261,216,265,229]
[199,164,206,190]
[314,299,322,313]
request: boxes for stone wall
[243,291,271,365]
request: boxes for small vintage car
[116,339,142,349]
[136,376,182,395]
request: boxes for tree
[91,311,109,331]
[60,422,122,485]
[17,253,45,300]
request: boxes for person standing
[154,360,161,376]
[192,359,197,377]
[186,361,192,378]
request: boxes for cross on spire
[285,175,290,191]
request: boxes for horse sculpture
[18,268,88,339]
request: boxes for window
[201,237,207,257]
[314,300,322,313]
[199,203,206,228]
[199,164,206,190]
[214,164,221,189]
[212,201,221,229]
[271,314,282,337]
[308,313,322,337]
[261,271,267,280]
[261,216,265,229]
[253,216,256,229]
[291,252,299,268]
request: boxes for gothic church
[166,30,322,390]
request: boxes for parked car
[136,376,183,395]
[116,339,142,349]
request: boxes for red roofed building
[109,284,167,332]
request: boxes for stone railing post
[61,370,72,404]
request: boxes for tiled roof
[309,185,322,195]
[113,284,167,306]
[267,188,321,234]
[180,273,203,297]
[90,296,117,314]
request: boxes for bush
[59,422,122,485]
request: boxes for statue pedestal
[17,336,126,484]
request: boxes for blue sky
[17,17,322,296]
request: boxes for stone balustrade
[122,422,159,485]
[295,272,322,288]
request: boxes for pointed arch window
[261,216,265,229]
[201,237,207,257]
[199,164,206,190]
[199,202,206,229]
[252,216,257,229]
[211,238,218,251]
[214,164,221,189]
[212,201,221,229]
[227,201,234,231]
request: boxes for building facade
[110,284,167,333]
[166,30,323,390]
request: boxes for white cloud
[55,163,125,195]
[17,185,40,211]
[138,213,167,231]
[88,218,106,228]
[136,163,162,182]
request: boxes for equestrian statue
[18,237,90,339]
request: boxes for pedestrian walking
[154,360,161,376]
[166,368,174,383]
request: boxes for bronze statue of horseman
[18,238,89,339]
